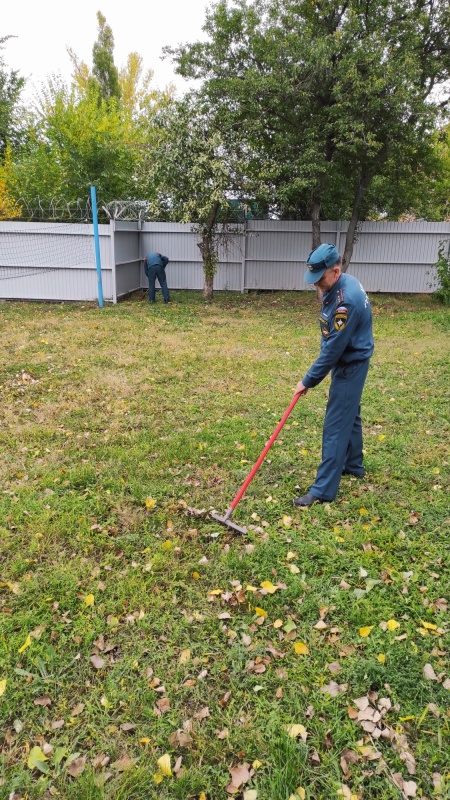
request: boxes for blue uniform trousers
[310,359,370,502]
[148,264,170,302]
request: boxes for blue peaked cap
[304,243,340,284]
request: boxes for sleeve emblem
[334,312,348,331]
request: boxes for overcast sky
[2,0,211,100]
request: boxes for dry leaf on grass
[168,729,194,748]
[90,655,105,670]
[111,754,135,772]
[321,681,348,697]
[66,756,86,778]
[34,696,52,706]
[423,663,438,681]
[70,703,85,717]
[226,762,252,794]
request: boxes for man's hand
[294,381,308,396]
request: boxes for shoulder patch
[334,312,348,331]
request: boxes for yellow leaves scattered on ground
[254,607,267,619]
[386,619,400,631]
[27,746,49,773]
[293,642,309,655]
[0,580,20,594]
[0,679,6,696]
[289,789,306,800]
[284,724,308,741]
[18,634,32,653]
[260,581,278,594]
[378,654,386,664]
[83,594,95,607]
[179,649,191,664]
[156,753,172,776]
[145,497,157,509]
[359,626,374,638]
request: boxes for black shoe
[293,492,323,508]
[164,299,170,303]
[342,469,365,477]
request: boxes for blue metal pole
[90,186,104,308]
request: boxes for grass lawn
[0,290,449,800]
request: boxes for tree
[168,0,450,268]
[5,13,174,211]
[146,95,244,299]
[0,36,25,157]
[91,11,121,102]
[4,78,137,206]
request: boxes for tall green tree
[0,36,25,157]
[91,11,121,102]
[168,0,450,268]
[146,95,244,299]
[4,78,136,206]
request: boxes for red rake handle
[229,392,303,511]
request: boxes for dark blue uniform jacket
[302,273,374,389]
[144,253,169,275]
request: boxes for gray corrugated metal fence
[1,219,449,302]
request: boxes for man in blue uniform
[293,243,374,507]
[144,252,170,303]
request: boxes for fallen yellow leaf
[162,540,172,550]
[157,753,172,776]
[254,607,268,619]
[199,794,207,800]
[286,552,297,560]
[386,619,400,631]
[293,642,309,655]
[359,626,374,638]
[246,585,259,592]
[0,679,6,696]
[273,619,283,629]
[377,653,386,664]
[284,724,308,741]
[27,746,48,771]
[84,594,95,607]
[145,497,156,509]
[420,620,437,630]
[179,649,191,664]
[289,564,300,574]
[192,572,201,580]
[252,760,263,769]
[208,589,223,596]
[359,508,368,515]
[260,581,278,594]
[282,515,292,527]
[153,773,164,784]
[18,634,32,653]
[140,738,151,745]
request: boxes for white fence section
[0,222,114,302]
[1,218,449,302]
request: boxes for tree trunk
[311,194,322,300]
[342,174,372,272]
[197,201,221,300]
[311,196,321,249]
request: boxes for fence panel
[1,219,449,301]
[0,222,113,302]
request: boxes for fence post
[90,186,104,308]
[241,220,248,293]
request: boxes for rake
[210,392,304,533]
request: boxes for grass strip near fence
[0,290,449,800]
